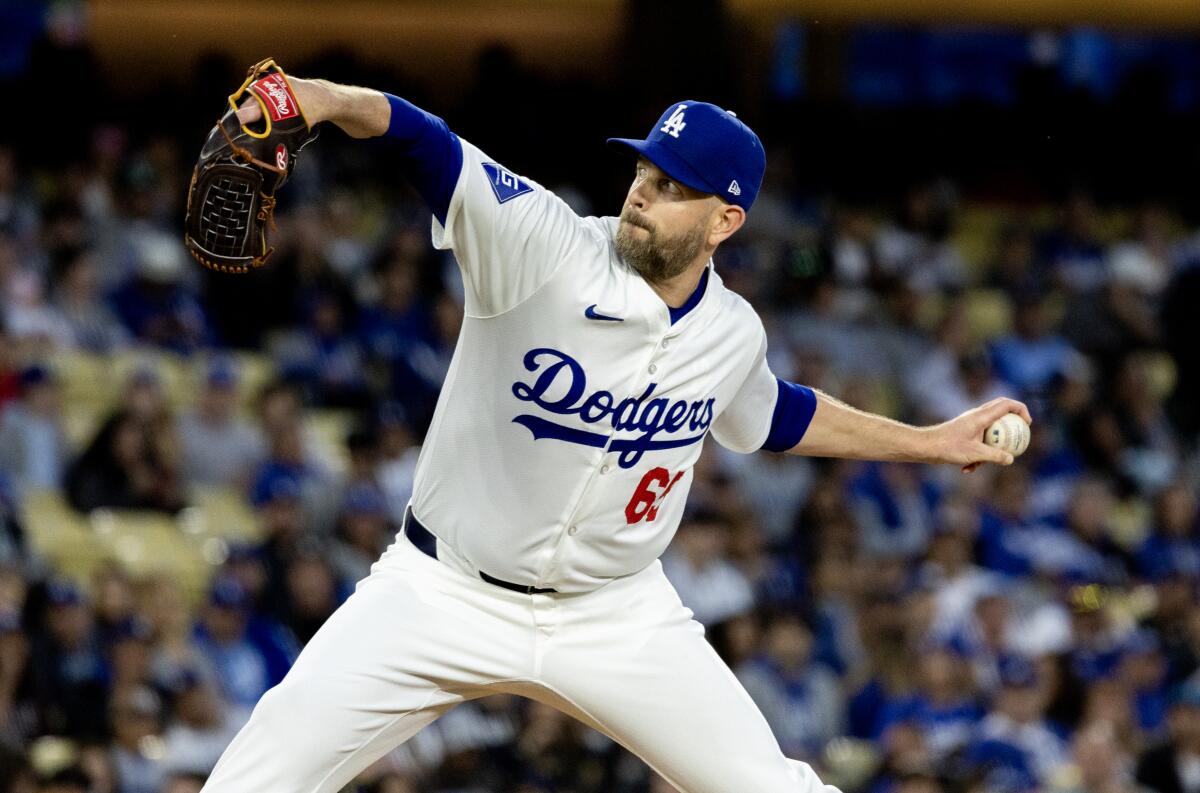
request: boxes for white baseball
[984,413,1030,457]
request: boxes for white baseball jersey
[409,140,779,592]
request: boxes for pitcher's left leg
[536,565,841,793]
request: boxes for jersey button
[648,363,657,374]
[601,464,610,474]
[661,339,669,349]
[568,525,579,536]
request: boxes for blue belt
[403,507,558,595]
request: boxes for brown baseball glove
[183,58,318,274]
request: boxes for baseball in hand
[984,413,1030,457]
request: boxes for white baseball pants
[200,534,840,793]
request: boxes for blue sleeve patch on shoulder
[482,162,534,204]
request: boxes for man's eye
[662,180,679,194]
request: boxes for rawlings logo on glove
[183,58,318,274]
[251,73,300,121]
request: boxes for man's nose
[629,179,652,209]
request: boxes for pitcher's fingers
[978,398,1031,429]
[981,442,1015,466]
[1011,399,1033,425]
[236,97,262,125]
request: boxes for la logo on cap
[660,105,687,138]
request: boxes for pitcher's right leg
[201,538,535,793]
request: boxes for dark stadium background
[0,1,1198,791]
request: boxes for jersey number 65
[624,467,685,524]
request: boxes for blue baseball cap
[918,632,973,659]
[997,654,1039,688]
[206,357,239,388]
[1123,628,1161,656]
[110,616,154,644]
[376,400,409,429]
[19,364,54,389]
[607,100,766,213]
[251,466,302,507]
[342,484,387,517]
[46,578,84,607]
[209,576,250,610]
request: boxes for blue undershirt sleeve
[382,93,464,227]
[760,378,818,453]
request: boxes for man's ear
[709,202,746,246]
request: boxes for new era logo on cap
[607,100,765,212]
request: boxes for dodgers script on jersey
[407,140,779,592]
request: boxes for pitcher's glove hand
[183,58,318,274]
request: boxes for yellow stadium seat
[187,487,262,542]
[22,490,221,603]
[230,352,277,409]
[60,404,105,452]
[1143,351,1178,401]
[308,410,354,474]
[963,289,1013,342]
[48,350,117,411]
[953,205,1009,280]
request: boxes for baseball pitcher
[198,70,1030,792]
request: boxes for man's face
[200,382,237,421]
[615,158,718,284]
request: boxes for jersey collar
[668,266,709,325]
[606,216,721,333]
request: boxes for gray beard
[614,215,707,285]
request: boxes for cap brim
[606,137,716,197]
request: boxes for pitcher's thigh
[202,562,503,793]
[540,620,838,793]
[202,679,457,793]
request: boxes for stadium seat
[188,486,262,542]
[963,288,1013,342]
[22,490,221,603]
[307,410,354,473]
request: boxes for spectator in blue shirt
[358,245,433,367]
[272,291,369,409]
[878,637,984,761]
[108,684,168,793]
[191,578,293,722]
[1038,191,1107,294]
[384,290,463,434]
[978,465,1036,577]
[278,541,348,647]
[109,234,211,354]
[1117,629,1170,737]
[49,246,130,354]
[847,462,941,560]
[329,484,392,587]
[989,292,1077,400]
[29,579,107,739]
[1137,481,1200,583]
[736,609,844,760]
[993,478,1129,587]
[1067,584,1128,684]
[0,364,68,494]
[967,654,1069,786]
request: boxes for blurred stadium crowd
[3,3,1200,793]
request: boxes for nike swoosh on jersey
[584,305,623,322]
